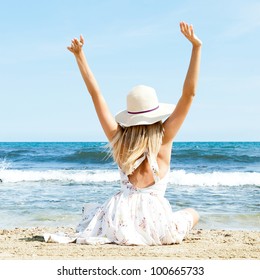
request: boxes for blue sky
[0,0,259,141]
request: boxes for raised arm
[67,36,118,141]
[163,22,202,144]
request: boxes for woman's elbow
[182,89,196,99]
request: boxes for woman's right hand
[180,22,202,48]
[67,35,85,55]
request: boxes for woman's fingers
[74,38,80,45]
[180,22,190,36]
[180,22,186,35]
[180,21,193,39]
[190,24,194,37]
[72,37,83,47]
[67,36,84,53]
[71,40,76,48]
[180,21,202,47]
[80,34,84,45]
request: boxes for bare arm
[163,22,202,144]
[67,36,118,141]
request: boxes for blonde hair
[109,121,164,175]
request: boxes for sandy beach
[0,227,259,260]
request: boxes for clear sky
[0,0,259,142]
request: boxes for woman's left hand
[180,22,202,47]
[67,35,85,56]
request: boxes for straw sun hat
[115,85,175,127]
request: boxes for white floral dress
[44,152,193,245]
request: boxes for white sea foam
[0,169,119,184]
[0,168,260,187]
[0,158,11,170]
[169,170,260,187]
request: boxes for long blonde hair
[109,121,164,175]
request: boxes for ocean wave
[172,151,260,163]
[1,150,111,164]
[0,158,11,170]
[60,150,111,163]
[169,170,260,187]
[0,169,260,187]
[0,169,118,184]
[2,142,260,165]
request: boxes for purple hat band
[127,105,159,115]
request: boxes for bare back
[127,141,172,189]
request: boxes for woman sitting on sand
[45,21,202,245]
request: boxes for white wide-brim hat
[115,85,175,127]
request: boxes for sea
[0,142,259,231]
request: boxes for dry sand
[0,227,259,260]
